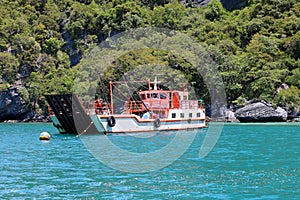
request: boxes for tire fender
[154,118,161,128]
[107,116,116,127]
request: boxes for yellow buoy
[39,132,51,141]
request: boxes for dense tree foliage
[0,0,299,113]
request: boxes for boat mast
[148,79,152,113]
[110,81,113,114]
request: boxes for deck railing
[123,99,203,113]
[180,100,200,109]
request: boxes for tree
[286,68,300,88]
[205,0,227,21]
[0,52,19,85]
[152,2,186,29]
[274,86,300,110]
[284,31,300,59]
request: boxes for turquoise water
[0,123,299,199]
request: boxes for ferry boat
[45,79,206,134]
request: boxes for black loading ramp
[45,94,99,134]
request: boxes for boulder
[235,101,287,122]
[225,109,238,122]
[275,107,288,119]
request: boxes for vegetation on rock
[0,0,299,115]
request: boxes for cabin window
[152,93,158,98]
[172,113,176,118]
[160,93,167,99]
[189,113,193,118]
[147,93,150,99]
[180,113,184,118]
[197,112,201,117]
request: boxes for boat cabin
[94,79,204,120]
[123,89,202,119]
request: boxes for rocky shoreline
[0,87,299,123]
[2,115,51,123]
[208,100,299,123]
[0,87,50,123]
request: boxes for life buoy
[107,116,116,127]
[154,118,161,128]
[40,132,51,140]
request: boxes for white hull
[51,109,206,134]
[92,115,206,134]
[51,116,206,134]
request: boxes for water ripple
[0,123,299,199]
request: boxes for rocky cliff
[180,0,248,10]
[0,87,32,122]
[220,0,247,10]
[0,87,50,122]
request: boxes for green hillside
[0,0,299,114]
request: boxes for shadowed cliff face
[180,0,247,10]
[0,88,32,122]
[220,0,247,10]
[182,0,212,7]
